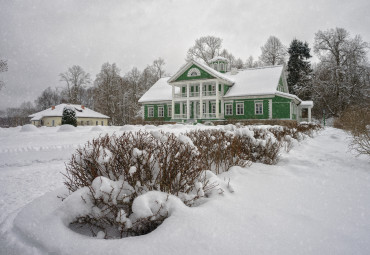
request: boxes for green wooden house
[138,57,313,123]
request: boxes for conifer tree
[287,39,312,100]
[61,106,77,127]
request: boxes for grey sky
[1,0,369,110]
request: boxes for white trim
[236,102,244,115]
[254,101,263,115]
[148,106,154,118]
[158,106,164,117]
[225,103,233,116]
[268,99,272,119]
[167,105,172,117]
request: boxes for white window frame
[158,106,164,117]
[167,105,172,117]
[225,104,233,116]
[211,103,216,114]
[236,102,244,115]
[148,106,154,117]
[255,101,263,115]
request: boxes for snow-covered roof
[139,63,299,103]
[138,77,173,103]
[29,104,110,121]
[209,56,229,63]
[300,101,314,107]
[223,65,285,98]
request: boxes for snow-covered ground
[0,125,369,255]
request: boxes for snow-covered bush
[187,129,252,174]
[63,131,214,238]
[61,106,77,127]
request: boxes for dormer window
[187,67,201,77]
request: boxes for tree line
[0,27,368,127]
[0,58,166,127]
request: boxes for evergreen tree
[61,106,77,127]
[287,39,312,100]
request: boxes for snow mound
[57,124,76,132]
[120,125,136,131]
[90,126,104,132]
[144,125,157,130]
[20,124,39,132]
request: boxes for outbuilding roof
[29,104,110,121]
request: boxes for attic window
[187,67,201,77]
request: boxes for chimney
[51,106,55,110]
[81,105,85,109]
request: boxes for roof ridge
[238,65,284,71]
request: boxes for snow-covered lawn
[0,125,369,254]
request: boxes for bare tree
[245,56,259,68]
[312,28,369,117]
[152,58,166,79]
[60,65,91,104]
[93,63,121,125]
[259,36,287,66]
[34,87,62,110]
[234,58,244,69]
[0,58,8,91]
[186,36,222,64]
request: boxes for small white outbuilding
[29,104,110,127]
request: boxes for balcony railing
[202,91,216,96]
[174,91,218,98]
[174,113,220,119]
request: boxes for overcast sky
[0,0,369,110]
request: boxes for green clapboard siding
[175,64,215,82]
[272,96,291,119]
[144,104,172,121]
[224,99,269,120]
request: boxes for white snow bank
[20,124,39,132]
[90,126,104,132]
[120,125,137,131]
[58,124,76,132]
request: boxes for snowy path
[0,126,369,255]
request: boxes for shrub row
[63,123,321,238]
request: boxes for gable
[174,64,216,82]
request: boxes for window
[236,103,244,115]
[81,121,84,125]
[167,105,172,117]
[211,103,216,114]
[52,120,55,126]
[148,107,154,117]
[101,121,104,126]
[96,121,98,125]
[158,106,164,117]
[225,104,233,115]
[87,121,90,125]
[255,102,263,115]
[183,103,187,114]
[221,63,224,71]
[203,103,206,114]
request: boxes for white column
[216,80,219,119]
[199,82,203,119]
[308,107,312,122]
[269,99,272,119]
[187,83,190,120]
[289,102,292,120]
[180,102,183,118]
[220,82,224,118]
[172,85,175,120]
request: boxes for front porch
[173,100,224,121]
